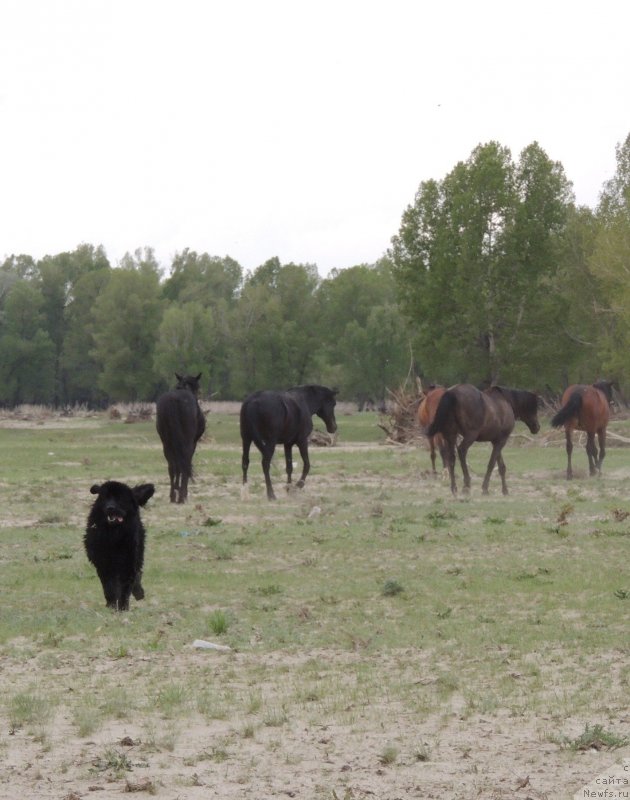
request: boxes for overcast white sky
[0,0,628,276]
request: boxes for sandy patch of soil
[1,648,628,800]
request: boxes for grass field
[0,407,628,799]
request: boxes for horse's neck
[289,387,315,413]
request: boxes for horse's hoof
[296,480,305,489]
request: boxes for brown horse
[427,384,540,495]
[550,381,613,479]
[417,385,447,474]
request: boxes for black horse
[427,384,540,495]
[240,384,338,500]
[156,373,206,503]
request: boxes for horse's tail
[157,397,195,480]
[426,391,457,437]
[551,392,582,428]
[240,397,268,452]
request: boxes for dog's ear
[133,483,155,507]
[90,484,101,495]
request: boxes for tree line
[0,247,410,406]
[2,133,629,408]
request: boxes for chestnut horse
[427,384,540,495]
[550,380,613,479]
[417,385,447,474]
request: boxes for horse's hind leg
[167,464,178,503]
[444,439,457,495]
[429,437,437,475]
[242,438,251,485]
[586,432,598,476]
[178,471,189,504]
[597,428,607,474]
[456,437,475,493]
[261,445,276,500]
[564,429,574,480]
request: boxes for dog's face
[90,481,155,526]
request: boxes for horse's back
[562,384,610,432]
[452,384,488,429]
[241,391,304,445]
[157,390,203,442]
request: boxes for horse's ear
[175,373,183,382]
[195,373,202,381]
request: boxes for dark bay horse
[427,384,540,495]
[156,373,206,503]
[551,380,613,479]
[417,385,447,475]
[240,384,338,500]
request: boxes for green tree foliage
[228,258,321,396]
[552,205,604,382]
[153,302,216,394]
[589,133,630,383]
[339,304,412,404]
[390,141,573,387]
[162,249,242,306]
[317,260,413,402]
[1,133,629,406]
[35,244,111,403]
[0,281,55,404]
[91,258,163,401]
[62,266,112,406]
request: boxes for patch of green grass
[378,744,398,765]
[207,609,229,635]
[382,579,404,597]
[549,722,630,751]
[1,415,630,796]
[8,691,55,732]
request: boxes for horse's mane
[593,380,614,402]
[489,385,539,414]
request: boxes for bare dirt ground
[2,643,627,800]
[1,410,628,800]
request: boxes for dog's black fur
[85,481,155,610]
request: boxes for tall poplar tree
[390,141,572,387]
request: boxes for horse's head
[517,390,541,434]
[175,373,202,395]
[495,387,540,434]
[594,379,615,404]
[316,386,338,434]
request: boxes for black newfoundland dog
[85,481,155,610]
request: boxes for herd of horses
[156,376,338,502]
[423,380,614,494]
[155,374,614,502]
